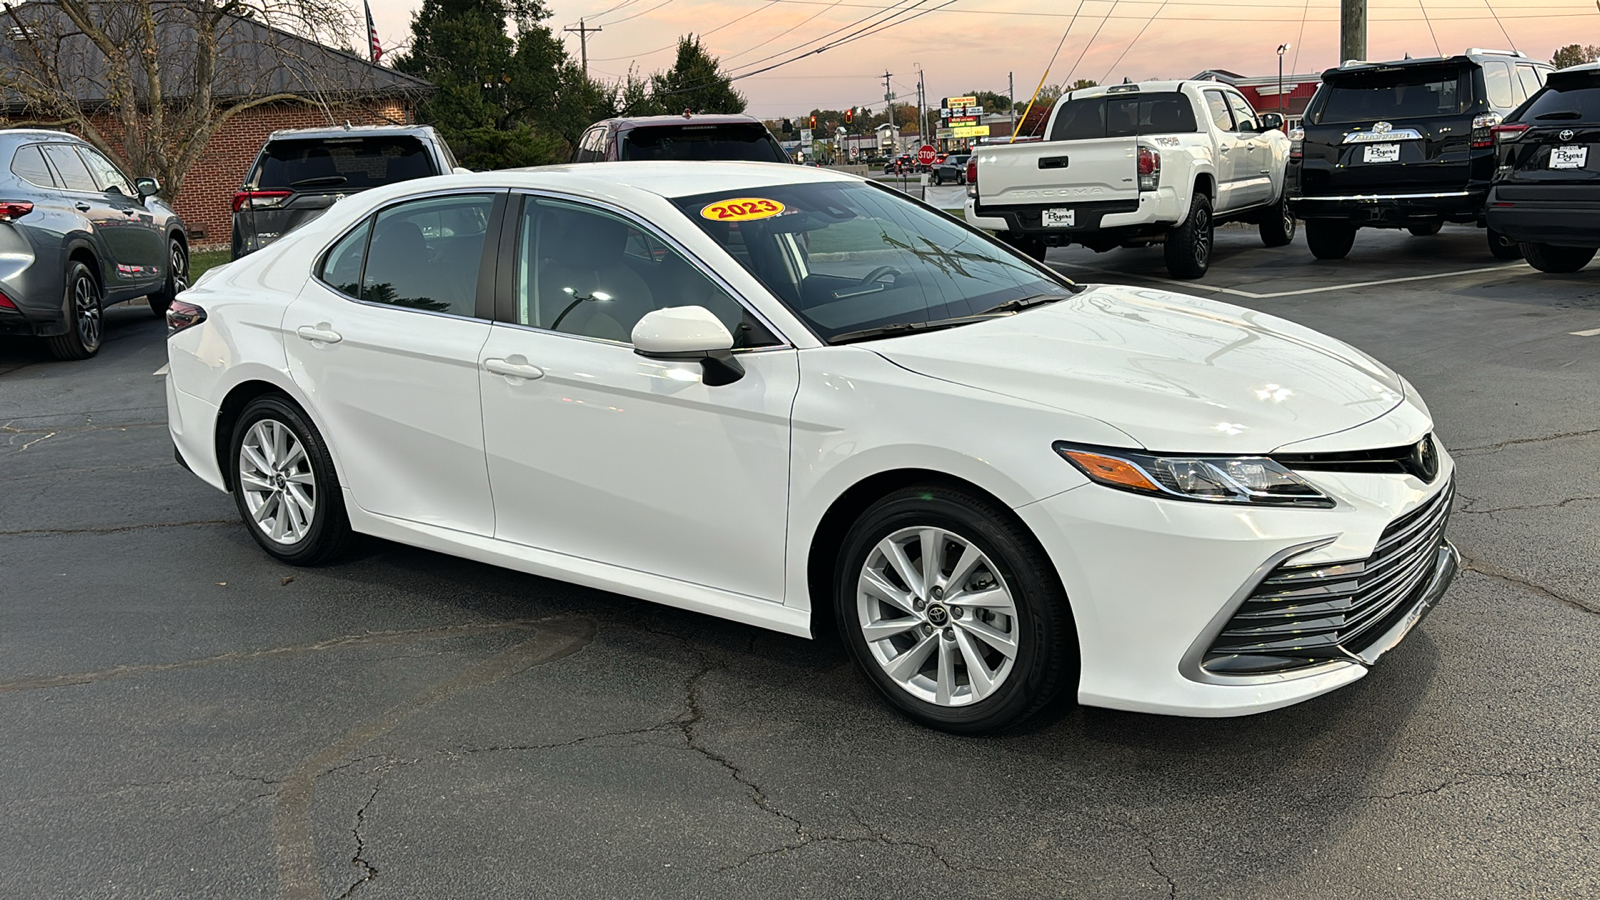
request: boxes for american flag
[365,0,382,62]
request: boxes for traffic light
[810,114,817,129]
[845,108,853,125]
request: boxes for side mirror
[631,306,745,386]
[134,177,160,199]
[1259,112,1285,131]
[452,166,472,175]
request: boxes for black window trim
[311,187,507,322]
[491,187,795,352]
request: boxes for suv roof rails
[1465,48,1528,59]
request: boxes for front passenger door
[1224,92,1274,207]
[1201,90,1243,210]
[77,146,165,288]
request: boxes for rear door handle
[121,209,138,216]
[1220,143,1233,151]
[74,202,91,212]
[484,357,544,380]
[296,324,342,344]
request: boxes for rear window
[1519,73,1600,123]
[1048,92,1199,141]
[250,136,437,191]
[619,124,787,162]
[1312,67,1473,124]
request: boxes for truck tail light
[1288,126,1305,160]
[1471,113,1502,148]
[232,190,291,212]
[1490,123,1530,143]
[166,299,206,337]
[1137,146,1161,191]
[966,158,978,184]
[0,201,34,222]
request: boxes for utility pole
[883,70,895,152]
[1340,0,1365,63]
[917,68,927,151]
[565,18,602,74]
[1009,71,1016,139]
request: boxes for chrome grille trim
[1202,478,1455,673]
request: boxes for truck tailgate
[976,137,1139,209]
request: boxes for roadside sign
[917,144,936,166]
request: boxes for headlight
[1054,442,1333,508]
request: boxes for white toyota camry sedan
[165,162,1457,733]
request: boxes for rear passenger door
[283,190,505,535]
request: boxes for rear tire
[45,261,103,361]
[834,484,1076,734]
[1258,194,1296,247]
[1487,227,1524,260]
[229,395,354,566]
[1407,220,1443,237]
[1522,243,1597,273]
[148,237,188,318]
[1164,193,1213,278]
[931,171,942,186]
[1305,219,1356,260]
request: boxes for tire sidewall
[833,490,1068,733]
[70,262,102,355]
[1166,193,1213,277]
[229,395,342,564]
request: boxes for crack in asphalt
[1460,557,1599,615]
[1144,841,1177,900]
[335,775,385,900]
[0,519,235,537]
[0,618,560,694]
[1452,427,1600,457]
[715,807,1004,876]
[1459,495,1600,515]
[1359,768,1546,801]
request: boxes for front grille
[1203,478,1454,675]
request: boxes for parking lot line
[1571,327,1600,337]
[1053,261,1528,300]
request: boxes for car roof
[1553,61,1600,76]
[0,128,86,144]
[265,124,439,141]
[372,161,852,204]
[1065,81,1192,99]
[603,114,767,131]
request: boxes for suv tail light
[166,299,206,337]
[232,190,291,212]
[1288,126,1305,160]
[1490,123,1530,143]
[1471,113,1502,148]
[0,290,16,309]
[0,201,35,222]
[1137,146,1161,191]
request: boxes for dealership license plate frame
[1550,146,1588,169]
[1363,143,1401,163]
[1042,208,1075,228]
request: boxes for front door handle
[296,324,343,344]
[484,357,544,380]
[74,202,91,212]
[121,209,138,216]
[1219,143,1233,151]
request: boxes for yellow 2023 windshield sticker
[700,197,785,222]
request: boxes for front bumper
[1013,455,1457,717]
[1289,189,1485,226]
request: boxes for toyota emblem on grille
[1372,121,1393,134]
[1560,129,1575,142]
[1408,435,1440,483]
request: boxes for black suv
[232,125,459,259]
[571,114,788,163]
[1289,49,1552,260]
[1486,64,1600,273]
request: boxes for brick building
[1,6,433,248]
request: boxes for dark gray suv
[0,129,188,360]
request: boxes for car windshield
[251,136,436,191]
[671,181,1076,343]
[621,124,788,163]
[1313,67,1473,123]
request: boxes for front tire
[1522,243,1597,273]
[1258,194,1296,247]
[45,261,103,361]
[1488,227,1524,260]
[229,395,354,566]
[1164,193,1213,278]
[931,171,942,186]
[834,485,1076,734]
[149,237,188,317]
[1305,219,1356,260]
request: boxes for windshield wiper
[980,293,1068,315]
[290,175,349,187]
[829,316,998,345]
[1534,110,1583,120]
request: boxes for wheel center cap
[274,473,287,489]
[926,604,949,626]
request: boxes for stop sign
[917,144,937,166]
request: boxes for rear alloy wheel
[45,261,103,361]
[931,171,942,186]
[1487,227,1524,260]
[231,395,354,565]
[1407,220,1443,237]
[835,485,1075,734]
[1522,243,1598,274]
[1305,219,1357,260]
[149,238,188,317]
[1258,194,1296,247]
[1165,192,1213,278]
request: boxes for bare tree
[0,0,389,197]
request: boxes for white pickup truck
[965,80,1294,277]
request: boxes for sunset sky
[364,0,1592,118]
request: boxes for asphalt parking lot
[3,224,1599,899]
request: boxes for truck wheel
[1258,195,1296,247]
[1407,221,1442,237]
[1305,220,1356,260]
[1522,243,1597,273]
[1164,193,1213,278]
[1488,227,1524,260]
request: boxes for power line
[590,0,782,62]
[1480,0,1517,50]
[1057,0,1119,89]
[593,0,677,28]
[1417,0,1442,57]
[721,0,848,63]
[1291,0,1310,70]
[1100,0,1168,84]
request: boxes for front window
[620,124,788,163]
[671,181,1076,343]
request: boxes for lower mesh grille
[1203,478,1454,675]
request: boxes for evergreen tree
[647,36,746,115]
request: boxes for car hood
[871,284,1406,453]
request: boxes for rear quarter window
[251,136,437,191]
[10,145,57,188]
